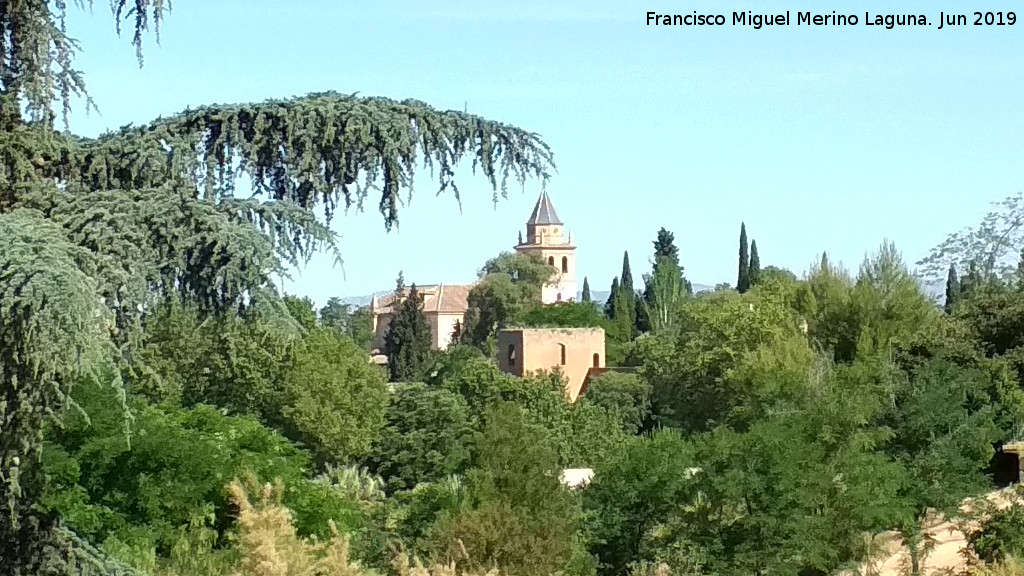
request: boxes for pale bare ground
[848,487,1021,576]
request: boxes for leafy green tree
[918,191,1024,282]
[144,303,292,423]
[969,499,1024,563]
[639,228,691,334]
[0,1,554,569]
[881,357,1005,575]
[801,252,859,362]
[424,347,551,417]
[582,430,699,576]
[759,265,797,285]
[579,371,652,434]
[582,277,592,302]
[692,362,905,576]
[385,284,433,382]
[40,373,369,567]
[460,252,554,352]
[519,301,611,329]
[643,289,804,432]
[367,385,478,493]
[945,263,961,314]
[640,256,688,335]
[748,239,761,287]
[283,294,319,332]
[318,296,353,333]
[396,270,406,293]
[736,222,750,293]
[426,402,584,576]
[280,328,390,464]
[850,241,940,361]
[348,306,376,351]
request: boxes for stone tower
[515,191,577,304]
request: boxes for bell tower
[515,191,577,304]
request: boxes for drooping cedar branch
[67,92,555,230]
[0,0,169,129]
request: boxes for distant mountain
[339,283,715,309]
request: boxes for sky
[64,1,1024,306]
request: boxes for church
[369,191,605,401]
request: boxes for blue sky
[65,1,1024,305]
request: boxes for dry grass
[225,476,502,576]
[974,557,1024,576]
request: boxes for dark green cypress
[748,239,761,287]
[944,263,959,314]
[605,277,619,319]
[737,223,750,294]
[620,251,635,297]
[1016,248,1024,289]
[385,284,432,382]
[618,252,637,337]
[581,277,592,302]
[961,261,981,298]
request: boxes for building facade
[515,191,578,304]
[497,327,605,402]
[369,284,474,352]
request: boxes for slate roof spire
[527,190,562,226]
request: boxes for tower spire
[527,190,562,226]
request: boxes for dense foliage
[4,4,1024,576]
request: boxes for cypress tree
[944,263,960,314]
[605,277,619,319]
[395,270,406,293]
[581,277,592,302]
[385,284,432,382]
[620,251,636,297]
[450,320,462,348]
[748,239,761,287]
[1016,248,1024,289]
[961,261,981,298]
[617,252,637,338]
[737,223,750,294]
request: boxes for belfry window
[593,353,600,367]
[561,256,568,273]
[548,256,555,266]
[559,343,567,365]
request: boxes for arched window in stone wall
[556,292,562,302]
[507,344,517,367]
[593,353,600,367]
[559,343,567,365]
[548,256,555,266]
[561,256,568,273]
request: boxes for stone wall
[497,327,605,402]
